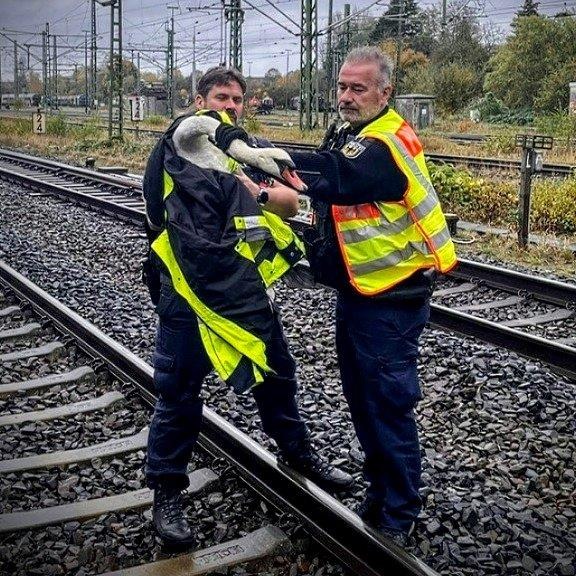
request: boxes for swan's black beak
[275,160,308,192]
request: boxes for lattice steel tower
[300,0,318,130]
[225,0,244,72]
[91,0,97,109]
[105,0,123,139]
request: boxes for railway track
[3,111,575,176]
[0,148,574,381]
[273,141,575,177]
[0,260,438,576]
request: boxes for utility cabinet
[394,94,435,130]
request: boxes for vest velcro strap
[278,239,303,266]
[254,242,278,267]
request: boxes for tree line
[3,0,574,118]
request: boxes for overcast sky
[0,0,574,81]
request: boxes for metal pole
[53,35,58,108]
[518,148,535,248]
[108,3,114,136]
[136,52,141,95]
[84,32,89,113]
[344,3,350,53]
[191,26,197,98]
[323,0,333,127]
[0,49,3,109]
[13,40,19,100]
[42,30,48,106]
[222,1,227,66]
[393,0,404,104]
[300,0,317,130]
[91,0,97,109]
[285,50,290,112]
[46,23,51,108]
[166,6,177,118]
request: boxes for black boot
[279,447,354,492]
[355,494,384,524]
[152,485,196,549]
[355,495,413,547]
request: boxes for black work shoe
[152,485,196,549]
[280,452,354,492]
[354,496,413,547]
[376,526,410,547]
[354,494,384,525]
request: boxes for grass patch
[456,233,575,280]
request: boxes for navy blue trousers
[146,286,308,490]
[336,294,429,532]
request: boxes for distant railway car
[1,93,37,108]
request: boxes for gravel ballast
[0,180,574,576]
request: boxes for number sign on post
[33,109,46,134]
[129,96,144,122]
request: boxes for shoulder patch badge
[341,139,367,159]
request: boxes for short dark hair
[196,67,247,98]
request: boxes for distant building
[140,82,168,116]
[394,94,435,130]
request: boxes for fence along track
[0,261,439,576]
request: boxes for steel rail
[0,164,143,225]
[0,260,439,576]
[2,152,575,379]
[0,148,142,189]
[453,258,576,307]
[268,142,575,176]
[429,304,576,381]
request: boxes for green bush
[428,161,576,234]
[534,112,576,148]
[531,177,576,234]
[47,115,68,136]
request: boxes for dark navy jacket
[290,108,436,300]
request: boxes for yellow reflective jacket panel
[150,119,304,393]
[332,109,457,295]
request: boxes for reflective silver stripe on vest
[237,216,272,242]
[341,212,407,244]
[340,134,442,246]
[426,226,452,251]
[241,216,264,228]
[351,228,451,276]
[243,228,272,242]
[341,193,438,245]
[387,133,436,197]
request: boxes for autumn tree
[517,0,539,17]
[484,15,576,112]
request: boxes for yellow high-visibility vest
[332,108,457,295]
[151,123,304,392]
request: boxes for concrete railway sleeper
[0,149,575,575]
[0,261,437,575]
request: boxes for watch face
[257,189,269,205]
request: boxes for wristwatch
[256,188,269,206]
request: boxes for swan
[172,112,307,192]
